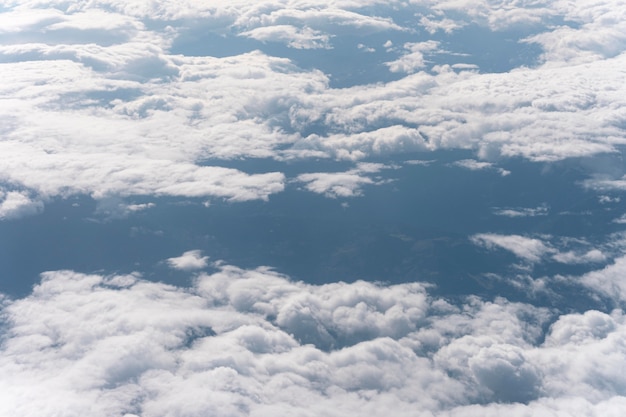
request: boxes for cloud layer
[1,261,626,416]
[1,0,625,215]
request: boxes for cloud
[419,15,465,34]
[584,176,626,192]
[579,255,626,303]
[471,233,553,263]
[452,159,511,176]
[94,197,155,219]
[599,195,620,204]
[492,205,549,218]
[385,41,440,74]
[552,249,607,265]
[2,263,626,415]
[1,0,625,219]
[167,250,210,271]
[471,233,610,266]
[296,162,393,198]
[524,1,626,65]
[239,25,331,49]
[613,214,626,224]
[2,2,626,415]
[0,190,43,220]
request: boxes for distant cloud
[385,41,440,73]
[614,214,626,224]
[599,195,621,204]
[452,159,511,176]
[167,250,209,271]
[584,176,626,192]
[0,190,43,220]
[94,197,155,219]
[419,15,465,34]
[471,233,552,262]
[239,25,331,49]
[472,233,611,266]
[296,162,393,198]
[404,159,435,166]
[493,205,549,218]
[552,249,607,265]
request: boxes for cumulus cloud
[296,162,393,198]
[239,25,331,49]
[2,2,626,415]
[0,0,625,219]
[471,233,553,263]
[167,250,210,271]
[385,41,440,73]
[2,263,626,416]
[0,190,44,220]
[578,255,626,303]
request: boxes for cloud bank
[1,261,626,416]
[0,0,625,212]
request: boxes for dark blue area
[1,150,623,312]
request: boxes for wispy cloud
[493,205,549,218]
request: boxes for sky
[1,0,626,416]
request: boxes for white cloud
[471,233,553,263]
[0,0,625,218]
[419,15,465,34]
[524,1,626,65]
[493,205,549,218]
[239,25,331,49]
[167,250,210,271]
[385,41,440,73]
[452,159,511,176]
[2,263,626,415]
[0,190,43,220]
[599,195,620,204]
[471,233,612,266]
[613,214,626,224]
[296,162,393,198]
[579,255,626,303]
[2,2,626,414]
[94,197,155,219]
[552,249,607,265]
[584,175,626,192]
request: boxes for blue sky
[1,1,626,416]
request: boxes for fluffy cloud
[0,190,43,220]
[239,25,331,49]
[296,162,394,198]
[1,0,625,215]
[579,255,626,303]
[2,1,626,413]
[471,233,553,263]
[1,262,626,416]
[385,41,440,74]
[167,250,210,271]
